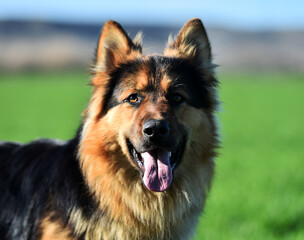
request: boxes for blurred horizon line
[1,17,304,32]
[1,19,304,73]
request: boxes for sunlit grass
[0,71,90,141]
[195,74,304,240]
[0,72,303,239]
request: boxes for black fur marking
[101,56,217,116]
[0,129,100,240]
[162,57,216,109]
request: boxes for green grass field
[1,72,304,239]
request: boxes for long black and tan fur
[0,18,219,240]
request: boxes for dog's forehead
[119,56,177,92]
[133,70,172,92]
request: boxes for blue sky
[1,0,304,30]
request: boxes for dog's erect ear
[165,18,212,69]
[94,20,142,73]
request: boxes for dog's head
[80,19,218,193]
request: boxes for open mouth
[126,138,186,192]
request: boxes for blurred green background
[1,72,303,239]
[1,0,304,239]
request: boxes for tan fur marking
[40,216,74,240]
[135,71,149,90]
[160,74,172,92]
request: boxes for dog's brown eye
[172,93,183,103]
[124,94,139,104]
[129,94,138,103]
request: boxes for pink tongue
[141,151,172,192]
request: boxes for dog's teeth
[133,148,137,156]
[169,152,172,157]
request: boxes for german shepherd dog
[0,18,219,240]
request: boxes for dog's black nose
[143,119,170,140]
